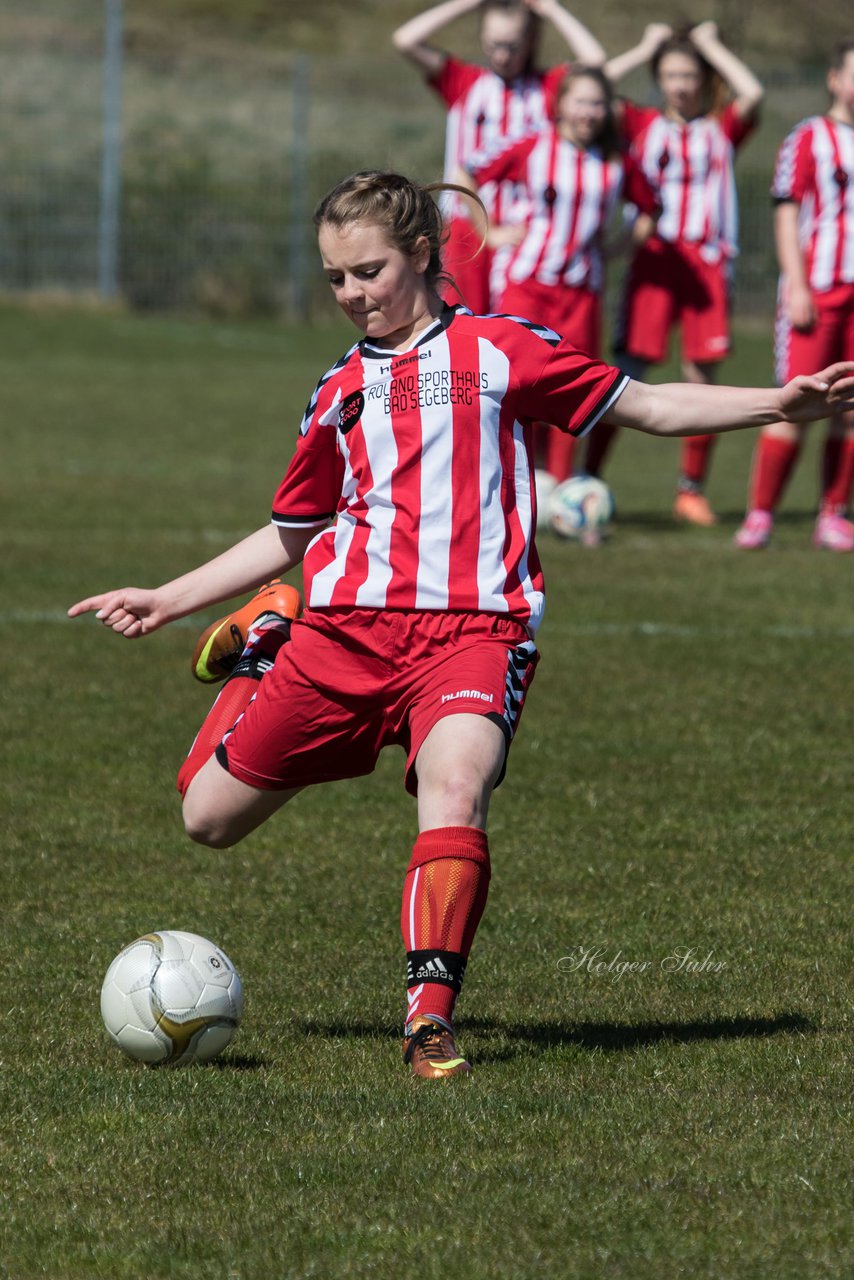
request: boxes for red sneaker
[191,580,301,683]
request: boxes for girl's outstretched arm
[605,364,854,437]
[68,522,316,639]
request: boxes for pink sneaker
[734,510,773,550]
[813,511,854,552]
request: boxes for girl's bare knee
[182,791,238,849]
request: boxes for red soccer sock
[679,434,716,490]
[176,627,289,798]
[176,675,258,797]
[750,434,802,513]
[820,435,854,513]
[583,421,618,477]
[401,826,491,1029]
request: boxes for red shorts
[615,238,732,366]
[499,279,602,356]
[217,608,539,796]
[441,216,493,315]
[774,282,854,384]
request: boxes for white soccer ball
[100,930,243,1066]
[548,474,615,542]
[534,468,558,530]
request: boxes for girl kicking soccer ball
[69,170,854,1079]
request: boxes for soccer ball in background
[548,474,615,544]
[100,930,243,1066]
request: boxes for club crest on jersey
[338,390,365,434]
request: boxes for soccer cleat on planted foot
[191,580,302,683]
[673,490,718,527]
[403,1016,472,1080]
[734,509,773,550]
[813,511,854,552]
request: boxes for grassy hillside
[2,0,845,66]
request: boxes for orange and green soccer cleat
[402,1016,472,1080]
[191,580,302,683]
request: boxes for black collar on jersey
[359,304,465,361]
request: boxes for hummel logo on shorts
[440,688,494,704]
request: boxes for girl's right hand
[67,588,171,638]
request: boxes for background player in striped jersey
[460,64,659,484]
[735,40,854,552]
[392,0,606,314]
[69,171,854,1080]
[583,21,763,526]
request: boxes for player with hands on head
[69,170,854,1081]
[459,62,659,487]
[392,0,605,313]
[735,39,854,552]
[585,19,764,526]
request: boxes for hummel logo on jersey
[441,689,494,704]
[379,350,430,375]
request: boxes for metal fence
[0,12,827,323]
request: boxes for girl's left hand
[779,363,854,422]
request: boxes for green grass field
[2,303,852,1279]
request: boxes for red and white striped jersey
[771,115,854,293]
[469,127,658,292]
[431,56,568,225]
[621,101,755,262]
[272,306,627,633]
